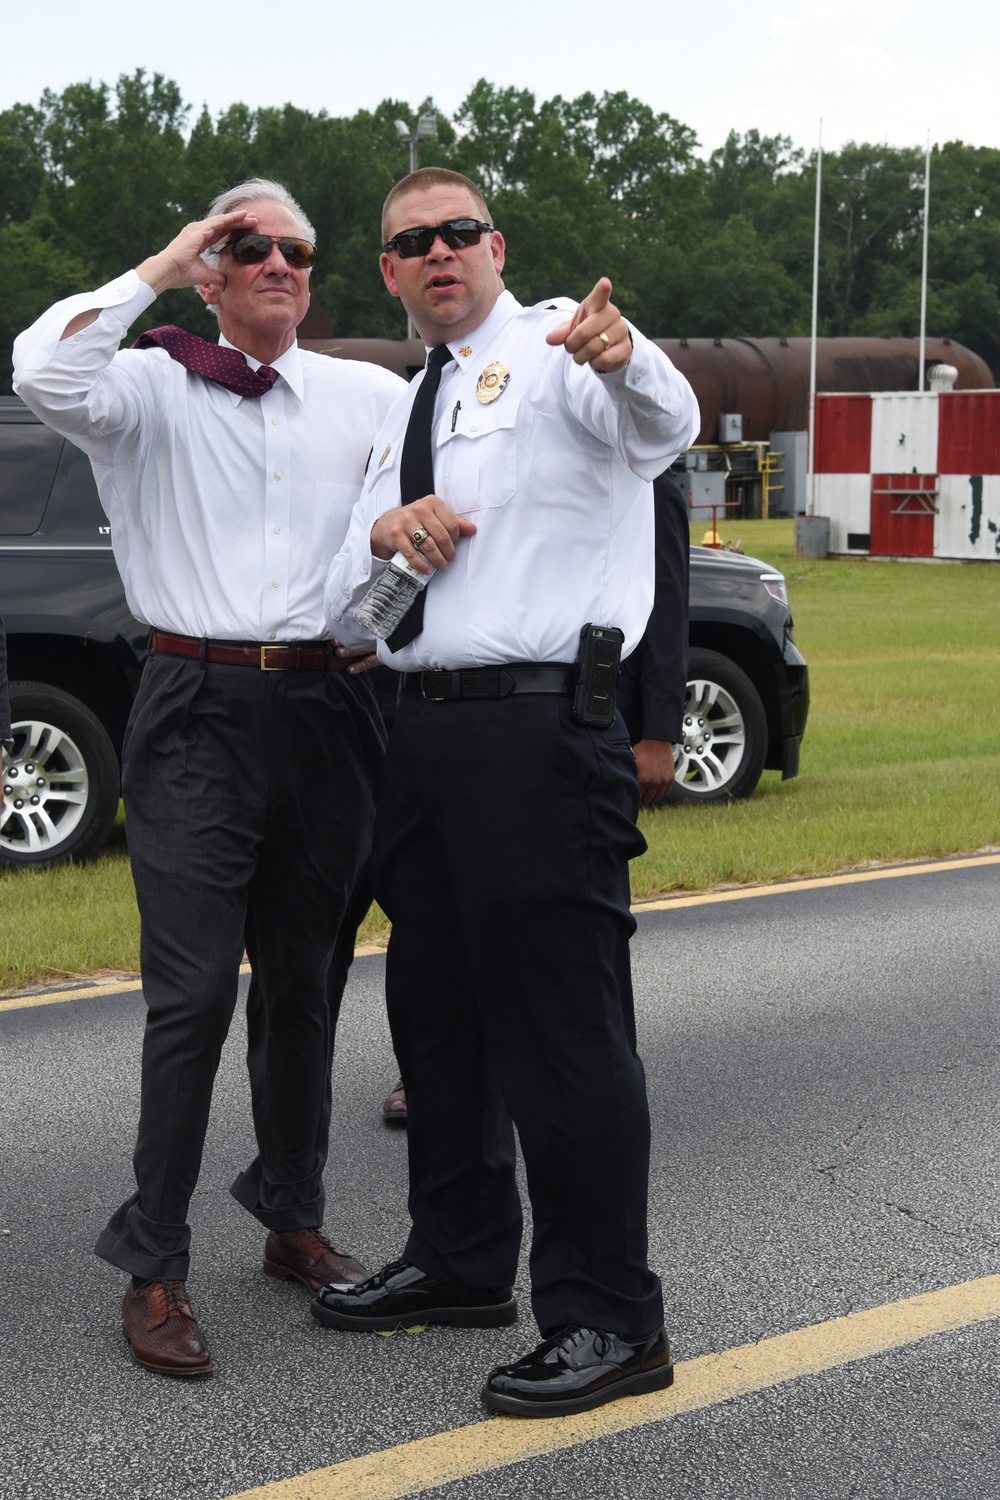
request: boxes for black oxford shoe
[482,1324,674,1417]
[310,1257,517,1332]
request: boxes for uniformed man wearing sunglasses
[319,167,700,1418]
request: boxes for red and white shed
[814,389,1000,560]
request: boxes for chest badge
[377,443,391,469]
[476,362,511,405]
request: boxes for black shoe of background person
[310,1257,517,1331]
[481,1324,673,1417]
[381,1078,407,1126]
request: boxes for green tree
[1,73,997,377]
[0,104,47,226]
[0,215,93,392]
[39,71,189,275]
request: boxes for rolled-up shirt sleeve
[13,271,158,454]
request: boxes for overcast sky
[5,0,997,157]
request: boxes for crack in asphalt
[814,1161,1000,1249]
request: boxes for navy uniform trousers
[96,649,384,1283]
[372,687,663,1340]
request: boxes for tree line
[2,71,998,392]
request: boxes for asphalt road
[1,857,998,1500]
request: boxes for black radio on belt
[572,623,625,729]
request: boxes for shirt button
[72,334,83,343]
[272,526,281,534]
[271,417,279,426]
[267,632,276,640]
[273,472,282,481]
[271,579,280,588]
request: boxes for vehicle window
[40,439,110,542]
[0,425,64,535]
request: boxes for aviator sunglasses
[218,233,316,269]
[382,218,494,259]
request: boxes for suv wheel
[1,682,121,866]
[668,649,768,804]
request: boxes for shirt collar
[218,332,304,402]
[435,290,521,371]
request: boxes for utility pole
[394,113,438,340]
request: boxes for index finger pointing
[585,276,613,313]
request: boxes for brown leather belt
[152,630,349,671]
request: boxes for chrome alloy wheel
[673,678,747,796]
[2,717,91,858]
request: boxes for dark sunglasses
[219,234,316,269]
[382,218,493,259]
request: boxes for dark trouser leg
[375,785,522,1285]
[372,693,661,1338]
[97,656,265,1281]
[97,660,381,1280]
[231,670,381,1229]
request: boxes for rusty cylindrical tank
[300,337,427,382]
[655,336,994,444]
[301,334,994,445]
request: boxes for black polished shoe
[482,1324,673,1417]
[310,1257,517,1332]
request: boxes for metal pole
[405,134,417,339]
[405,131,416,339]
[396,119,436,340]
[918,130,931,392]
[806,121,823,517]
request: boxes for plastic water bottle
[353,552,430,640]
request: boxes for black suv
[0,396,809,867]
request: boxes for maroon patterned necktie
[132,326,278,397]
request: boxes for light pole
[394,112,438,339]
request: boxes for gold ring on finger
[599,331,611,349]
[411,528,430,549]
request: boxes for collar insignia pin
[377,444,391,469]
[459,345,473,357]
[476,362,510,405]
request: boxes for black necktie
[387,344,455,651]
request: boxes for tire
[1,682,121,867]
[667,649,768,805]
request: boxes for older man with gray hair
[14,179,404,1377]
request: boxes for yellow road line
[0,975,149,1012]
[3,856,997,1011]
[0,945,387,1013]
[633,852,1000,913]
[228,1274,1000,1500]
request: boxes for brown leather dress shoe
[381,1077,407,1125]
[122,1280,214,1377]
[263,1226,369,1293]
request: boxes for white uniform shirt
[13,270,405,641]
[325,290,700,670]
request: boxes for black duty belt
[402,664,575,702]
[152,631,348,672]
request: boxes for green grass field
[2,519,998,993]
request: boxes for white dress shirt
[13,270,405,641]
[325,290,700,670]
